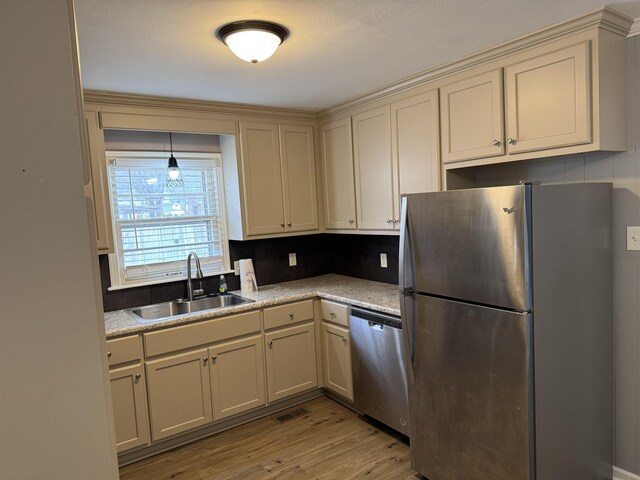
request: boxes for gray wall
[457,36,640,474]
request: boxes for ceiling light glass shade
[217,21,289,64]
[166,155,184,188]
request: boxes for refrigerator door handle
[399,196,416,384]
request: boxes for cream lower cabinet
[109,363,150,453]
[321,322,353,401]
[208,335,266,420]
[145,348,213,441]
[320,118,357,230]
[265,323,318,402]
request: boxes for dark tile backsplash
[100,234,399,311]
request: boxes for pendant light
[216,20,288,64]
[166,132,184,188]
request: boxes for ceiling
[75,0,640,111]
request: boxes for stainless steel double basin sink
[127,293,254,323]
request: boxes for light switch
[627,226,640,251]
[380,253,388,268]
[234,260,240,275]
[289,253,297,266]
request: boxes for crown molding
[83,90,319,121]
[629,17,640,37]
[318,6,633,121]
[614,466,640,480]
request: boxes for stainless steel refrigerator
[400,184,613,480]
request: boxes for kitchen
[2,1,640,479]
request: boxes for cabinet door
[352,106,395,230]
[391,91,440,226]
[320,118,357,230]
[145,349,212,441]
[505,42,591,154]
[109,363,150,453]
[208,335,266,420]
[239,122,285,236]
[322,322,353,401]
[265,323,318,402]
[279,125,319,233]
[84,106,114,253]
[440,69,504,163]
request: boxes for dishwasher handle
[350,307,402,329]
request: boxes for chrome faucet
[186,252,204,301]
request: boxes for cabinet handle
[289,312,294,319]
[287,223,292,227]
[203,357,208,365]
[268,340,273,348]
[507,137,517,145]
[492,139,501,146]
[107,351,112,358]
[211,355,217,362]
[348,219,354,224]
[135,373,141,380]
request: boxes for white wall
[0,1,119,478]
[462,35,640,474]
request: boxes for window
[106,151,230,289]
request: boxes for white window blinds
[107,152,230,288]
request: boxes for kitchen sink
[127,294,254,323]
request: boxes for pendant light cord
[169,132,174,156]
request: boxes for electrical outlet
[234,260,240,275]
[380,253,388,268]
[289,252,297,266]
[628,226,640,251]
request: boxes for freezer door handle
[399,197,416,384]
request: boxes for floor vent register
[273,408,309,424]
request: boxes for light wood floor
[120,396,422,480]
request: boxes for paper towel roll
[239,258,258,294]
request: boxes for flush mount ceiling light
[216,20,289,64]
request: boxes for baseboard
[614,466,640,480]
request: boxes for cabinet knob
[507,137,517,145]
[211,355,217,362]
[287,223,292,227]
[492,139,501,146]
[203,357,208,365]
[280,222,285,227]
[330,312,336,319]
[348,219,354,224]
[268,340,273,348]
[387,219,392,224]
[393,219,399,225]
[342,337,348,344]
[107,351,112,358]
[135,373,141,380]
[289,312,294,319]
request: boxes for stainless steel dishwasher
[350,306,410,436]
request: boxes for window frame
[105,150,232,291]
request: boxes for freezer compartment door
[410,294,532,480]
[402,186,531,311]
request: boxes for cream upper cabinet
[391,90,441,225]
[208,335,266,421]
[320,118,357,230]
[279,125,319,232]
[145,348,213,441]
[239,122,285,236]
[239,122,318,236]
[505,42,591,155]
[321,322,353,401]
[352,106,395,230]
[265,322,318,402]
[109,363,150,453]
[440,69,505,164]
[84,105,114,253]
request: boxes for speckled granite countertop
[104,274,400,338]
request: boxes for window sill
[107,269,236,291]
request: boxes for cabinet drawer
[263,299,314,330]
[106,335,142,366]
[320,299,349,327]
[143,310,261,357]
